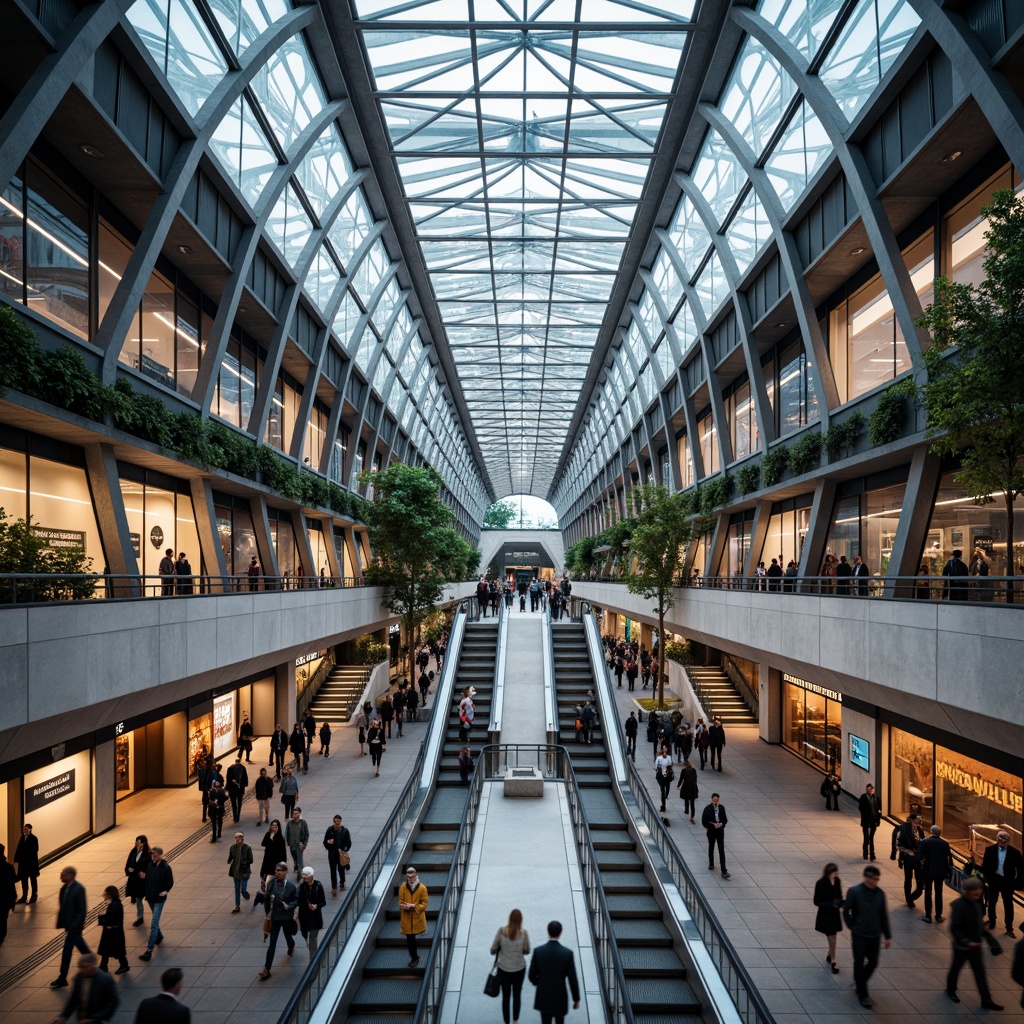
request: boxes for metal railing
[575,573,1024,604]
[489,600,509,735]
[543,604,559,744]
[622,756,774,1024]
[0,572,368,604]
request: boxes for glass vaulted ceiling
[351,0,696,498]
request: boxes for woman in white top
[490,908,530,1024]
[655,745,674,812]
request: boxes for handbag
[262,916,271,936]
[283,916,298,938]
[483,953,500,997]
[338,850,351,867]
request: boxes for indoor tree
[624,483,705,708]
[915,189,1024,586]
[483,499,518,529]
[359,463,474,675]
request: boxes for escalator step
[606,893,661,916]
[618,947,686,974]
[625,977,701,1013]
[611,918,673,945]
[350,978,422,1012]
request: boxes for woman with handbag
[813,863,844,973]
[489,908,530,1024]
[655,745,674,812]
[367,718,386,777]
[354,702,372,756]
[297,867,326,953]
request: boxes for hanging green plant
[761,445,789,487]
[787,431,823,476]
[868,380,914,447]
[824,411,865,461]
[737,463,761,495]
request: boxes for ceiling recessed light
[79,144,104,158]
[177,244,192,255]
[942,150,962,163]
[850,246,866,256]
[775,321,787,328]
[237,306,248,314]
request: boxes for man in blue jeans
[50,866,90,987]
[139,846,173,961]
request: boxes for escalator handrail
[576,600,775,1024]
[489,599,509,734]
[543,606,558,739]
[277,601,470,1024]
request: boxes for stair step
[600,871,651,894]
[349,978,421,1012]
[618,947,686,974]
[625,977,701,1013]
[611,918,674,945]
[606,893,661,916]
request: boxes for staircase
[345,619,497,1024]
[687,666,756,725]
[306,665,370,725]
[552,622,705,1022]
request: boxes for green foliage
[354,635,389,665]
[0,304,44,395]
[787,431,823,477]
[465,546,481,578]
[698,474,732,516]
[868,380,913,447]
[915,188,1024,574]
[43,345,107,419]
[483,499,518,529]
[360,463,471,673]
[663,638,692,665]
[824,411,865,461]
[0,508,97,602]
[737,463,761,495]
[761,445,789,487]
[601,516,635,566]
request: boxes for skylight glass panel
[692,130,746,229]
[726,189,768,276]
[758,0,844,65]
[253,36,327,154]
[652,250,682,313]
[351,241,388,306]
[266,185,313,268]
[765,100,832,214]
[670,196,712,277]
[719,37,796,160]
[296,126,353,220]
[309,245,340,313]
[208,0,289,58]
[328,190,373,269]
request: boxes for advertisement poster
[213,694,235,758]
[188,713,212,778]
[22,751,91,859]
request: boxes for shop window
[308,519,333,579]
[944,166,1021,289]
[759,495,813,571]
[676,434,694,489]
[264,375,302,453]
[120,473,201,578]
[726,381,759,461]
[889,727,936,827]
[305,405,328,469]
[719,518,752,580]
[269,512,296,577]
[214,334,259,429]
[28,455,105,569]
[825,477,906,577]
[764,342,820,437]
[783,675,842,776]
[698,411,719,476]
[215,503,258,576]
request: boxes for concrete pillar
[83,443,140,595]
[798,476,838,589]
[276,661,297,731]
[290,509,316,583]
[163,712,188,786]
[759,663,781,744]
[190,478,229,591]
[93,739,116,834]
[250,498,280,584]
[252,675,277,736]
[745,500,771,576]
[889,446,941,594]
[316,515,343,579]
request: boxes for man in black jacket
[701,794,730,878]
[226,758,249,823]
[238,713,254,762]
[259,863,298,980]
[708,717,726,772]
[140,847,173,960]
[323,816,352,896]
[53,953,118,1023]
[918,824,954,923]
[134,967,191,1023]
[623,712,638,763]
[51,866,90,988]
[13,822,39,903]
[858,784,881,860]
[853,555,870,595]
[836,554,852,594]
[897,813,925,907]
[269,723,288,779]
[946,876,1003,1009]
[942,548,970,601]
[843,865,891,1008]
[528,920,580,1024]
[982,831,1024,937]
[0,843,15,947]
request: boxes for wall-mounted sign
[31,526,86,552]
[388,624,400,635]
[296,649,327,668]
[129,533,141,558]
[784,673,842,703]
[936,758,1022,814]
[850,734,870,771]
[25,767,76,812]
[150,525,164,549]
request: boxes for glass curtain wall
[783,674,842,777]
[119,472,201,578]
[759,494,814,571]
[825,473,908,577]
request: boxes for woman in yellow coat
[398,865,429,968]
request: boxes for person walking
[398,865,429,969]
[393,686,406,738]
[226,758,248,823]
[0,844,16,947]
[247,555,261,591]
[13,822,39,904]
[354,702,372,757]
[820,772,842,811]
[208,779,227,842]
[259,821,286,888]
[708,716,726,771]
[368,718,386,777]
[279,767,299,819]
[677,760,698,824]
[258,863,298,980]
[458,746,474,784]
[254,768,273,826]
[694,718,710,770]
[323,815,352,896]
[227,832,253,912]
[139,846,173,961]
[853,554,870,595]
[319,720,332,757]
[623,712,637,763]
[942,548,970,601]
[458,687,476,743]
[238,712,254,763]
[302,709,316,755]
[378,694,395,740]
[122,835,150,929]
[133,967,190,1023]
[285,808,309,877]
[196,756,214,823]
[289,723,308,775]
[52,953,119,1024]
[813,864,844,974]
[701,794,730,878]
[97,886,129,975]
[946,876,1004,1009]
[51,866,90,987]
[579,701,596,746]
[918,824,954,923]
[491,908,531,1024]
[897,812,925,907]
[528,919,580,1024]
[982,830,1023,937]
[858,784,881,860]
[297,867,326,954]
[843,865,891,1009]
[269,723,288,778]
[654,745,673,813]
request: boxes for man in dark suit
[917,824,954,923]
[226,757,248,823]
[982,831,1023,937]
[134,967,191,1023]
[701,793,731,878]
[51,866,90,987]
[528,920,580,1024]
[858,783,881,860]
[269,724,289,779]
[947,877,1003,1009]
[852,555,870,595]
[53,953,118,1023]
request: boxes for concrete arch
[477,531,566,578]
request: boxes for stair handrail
[542,603,558,744]
[685,665,716,719]
[489,598,508,736]
[621,756,775,1024]
[279,601,471,1024]
[295,648,336,719]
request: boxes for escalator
[552,621,705,1022]
[344,617,497,1023]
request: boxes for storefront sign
[25,767,76,812]
[296,649,327,667]
[129,533,141,558]
[31,525,86,552]
[388,624,400,635]
[784,673,842,703]
[508,550,540,560]
[936,759,1023,814]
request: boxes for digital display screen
[850,733,870,771]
